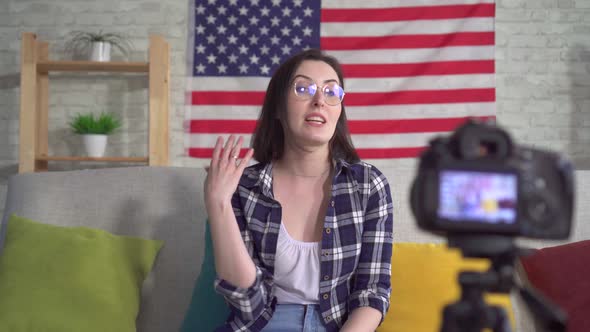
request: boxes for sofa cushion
[181,221,230,331]
[378,242,514,332]
[0,214,163,332]
[519,240,590,332]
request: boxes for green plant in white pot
[69,112,122,157]
[65,30,133,62]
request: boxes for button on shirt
[214,159,394,332]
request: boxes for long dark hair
[251,49,360,164]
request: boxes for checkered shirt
[214,159,394,331]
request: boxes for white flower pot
[82,134,108,157]
[90,42,111,62]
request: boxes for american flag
[184,0,495,165]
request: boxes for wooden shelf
[37,60,149,73]
[37,155,149,163]
[18,32,170,173]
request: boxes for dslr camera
[410,118,574,240]
[410,119,574,332]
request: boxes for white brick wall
[496,1,590,169]
[1,1,590,215]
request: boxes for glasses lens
[323,82,345,105]
[294,79,316,99]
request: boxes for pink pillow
[519,240,590,332]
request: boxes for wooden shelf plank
[37,60,149,73]
[37,155,149,163]
[148,35,170,166]
[36,40,49,171]
[19,32,38,173]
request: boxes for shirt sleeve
[213,186,275,324]
[348,166,394,322]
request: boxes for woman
[204,49,393,332]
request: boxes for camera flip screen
[438,170,518,224]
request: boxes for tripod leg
[490,306,512,332]
[441,301,490,332]
[441,304,464,332]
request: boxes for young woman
[204,49,393,332]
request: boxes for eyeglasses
[292,78,345,106]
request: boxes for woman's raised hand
[204,135,254,211]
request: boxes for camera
[410,118,574,240]
[409,119,573,332]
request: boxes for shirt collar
[334,158,356,177]
[258,162,274,198]
[246,159,356,198]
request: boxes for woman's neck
[276,147,332,178]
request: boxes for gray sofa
[1,166,588,331]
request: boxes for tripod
[440,235,568,332]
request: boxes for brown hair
[251,49,360,164]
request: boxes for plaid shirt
[214,159,393,332]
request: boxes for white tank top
[273,223,321,304]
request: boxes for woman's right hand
[204,135,254,212]
[204,135,258,289]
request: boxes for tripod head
[441,235,568,332]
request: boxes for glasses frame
[292,78,346,106]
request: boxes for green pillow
[0,214,163,332]
[181,221,230,331]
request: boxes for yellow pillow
[377,242,514,332]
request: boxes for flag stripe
[342,60,494,77]
[345,88,495,106]
[321,32,494,50]
[187,102,495,120]
[350,116,494,133]
[186,132,441,149]
[356,147,426,158]
[187,116,494,134]
[345,103,495,119]
[321,4,495,22]
[347,74,494,91]
[322,0,494,9]
[191,88,494,106]
[325,46,494,64]
[322,18,494,37]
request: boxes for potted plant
[69,112,122,157]
[64,30,133,61]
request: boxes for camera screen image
[438,170,518,224]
